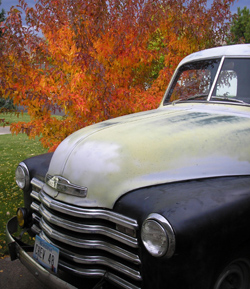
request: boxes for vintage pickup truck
[6,44,250,289]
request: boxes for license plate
[33,235,59,273]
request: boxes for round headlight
[15,162,30,190]
[141,213,175,258]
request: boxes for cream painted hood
[46,103,250,208]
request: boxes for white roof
[179,44,250,67]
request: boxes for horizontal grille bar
[31,190,40,201]
[32,212,41,223]
[31,223,41,234]
[31,178,44,190]
[40,219,140,264]
[41,232,141,281]
[39,203,138,248]
[39,190,138,230]
[59,260,141,289]
[30,201,39,212]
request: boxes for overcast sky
[1,0,250,20]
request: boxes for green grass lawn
[0,133,48,256]
[0,112,63,127]
[0,112,31,126]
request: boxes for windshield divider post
[207,56,225,101]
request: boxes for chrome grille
[30,178,142,289]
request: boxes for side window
[212,58,250,103]
[216,70,237,98]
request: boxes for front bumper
[6,216,77,289]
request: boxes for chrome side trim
[41,232,142,281]
[39,204,138,248]
[40,219,140,264]
[39,190,138,230]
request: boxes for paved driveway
[0,256,45,289]
[0,126,11,135]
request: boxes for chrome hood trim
[47,103,250,208]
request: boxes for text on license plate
[33,235,59,273]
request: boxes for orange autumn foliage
[0,0,234,151]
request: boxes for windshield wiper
[172,94,208,105]
[211,96,248,104]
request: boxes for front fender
[114,176,250,289]
[20,153,53,209]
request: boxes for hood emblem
[46,174,88,198]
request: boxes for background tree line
[227,6,250,44]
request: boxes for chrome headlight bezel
[15,162,30,190]
[141,213,175,258]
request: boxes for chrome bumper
[6,217,77,289]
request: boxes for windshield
[164,57,250,105]
[164,59,220,103]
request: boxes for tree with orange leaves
[0,0,234,151]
